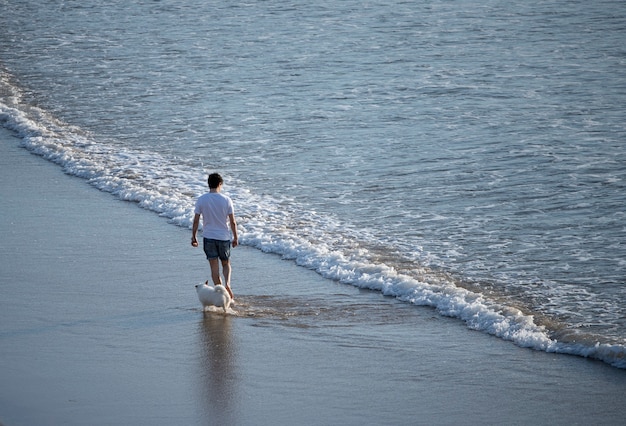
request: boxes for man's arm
[229,213,238,248]
[191,213,200,247]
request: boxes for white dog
[195,281,232,312]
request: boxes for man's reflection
[198,313,237,423]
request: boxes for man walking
[191,173,238,299]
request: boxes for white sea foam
[2,96,625,369]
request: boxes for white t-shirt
[194,192,235,241]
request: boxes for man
[191,173,238,299]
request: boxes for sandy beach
[1,126,626,426]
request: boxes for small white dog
[195,281,232,312]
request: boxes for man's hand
[192,213,201,247]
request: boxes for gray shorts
[203,238,231,261]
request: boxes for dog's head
[195,280,210,289]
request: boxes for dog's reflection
[198,312,237,423]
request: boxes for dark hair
[208,173,223,189]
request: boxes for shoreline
[2,127,626,425]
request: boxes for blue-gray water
[1,0,625,367]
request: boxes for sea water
[1,0,625,368]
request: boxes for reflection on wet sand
[198,313,237,424]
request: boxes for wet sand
[1,127,626,425]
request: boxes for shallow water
[2,133,626,425]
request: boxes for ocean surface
[1,0,625,368]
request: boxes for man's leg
[221,259,234,299]
[209,258,222,286]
